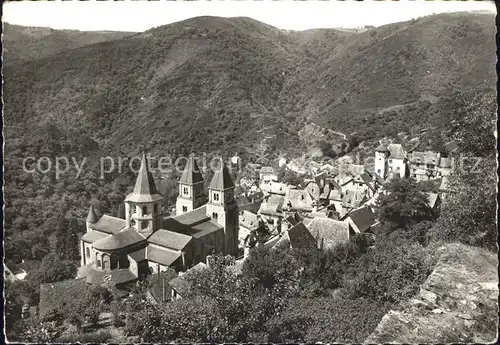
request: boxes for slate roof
[91,215,127,235]
[92,228,146,251]
[209,163,235,190]
[284,212,303,227]
[283,189,314,212]
[39,278,88,316]
[86,205,99,223]
[347,206,376,232]
[267,182,288,195]
[359,172,376,192]
[168,262,207,296]
[84,267,138,286]
[146,245,182,267]
[81,230,109,243]
[376,143,389,152]
[179,156,204,185]
[259,194,284,216]
[125,153,163,203]
[387,144,405,159]
[342,190,367,208]
[287,222,317,249]
[306,218,350,250]
[260,166,275,174]
[148,229,192,250]
[190,220,224,238]
[439,157,453,169]
[128,247,147,262]
[147,269,178,303]
[239,210,260,231]
[409,151,440,165]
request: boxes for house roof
[342,190,367,208]
[258,194,284,216]
[209,163,234,190]
[168,262,207,296]
[125,153,163,203]
[92,228,146,251]
[284,189,314,212]
[39,278,88,316]
[376,143,389,152]
[359,172,376,192]
[83,266,138,286]
[146,245,182,267]
[287,222,317,249]
[347,206,376,232]
[284,212,303,227]
[260,166,275,174]
[267,182,288,195]
[439,156,453,169]
[409,151,440,164]
[86,205,99,223]
[81,230,109,243]
[306,218,350,250]
[179,156,204,185]
[91,215,127,235]
[239,210,260,231]
[426,192,440,209]
[147,269,178,303]
[387,144,405,159]
[148,229,192,250]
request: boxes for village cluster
[6,140,457,311]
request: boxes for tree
[31,253,77,284]
[56,218,81,261]
[375,178,436,229]
[431,156,496,250]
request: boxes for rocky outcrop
[365,243,498,343]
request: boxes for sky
[3,0,496,32]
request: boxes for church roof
[179,156,204,185]
[209,164,234,190]
[190,220,224,238]
[148,229,192,251]
[125,153,163,203]
[91,215,127,235]
[146,245,182,267]
[86,205,99,223]
[81,230,109,243]
[92,228,146,251]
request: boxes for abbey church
[77,154,239,291]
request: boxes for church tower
[86,205,99,232]
[205,163,239,257]
[124,153,164,237]
[374,144,389,180]
[176,155,206,216]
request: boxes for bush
[56,330,111,343]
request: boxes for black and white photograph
[2,0,498,343]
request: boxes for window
[154,204,158,213]
[97,259,102,268]
[142,206,147,215]
[182,206,187,212]
[214,193,220,201]
[86,247,90,258]
[212,212,218,220]
[183,187,188,195]
[377,169,381,174]
[142,221,148,229]
[396,166,400,171]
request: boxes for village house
[259,166,278,185]
[306,217,350,250]
[282,188,316,217]
[407,151,441,181]
[342,206,380,235]
[4,262,28,283]
[77,154,239,293]
[375,143,408,180]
